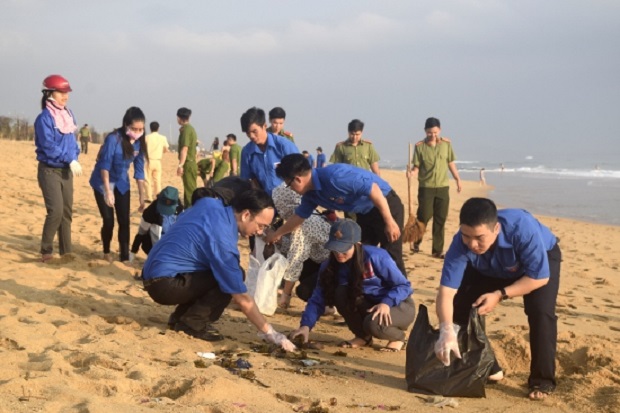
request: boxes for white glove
[434,322,462,366]
[258,324,297,352]
[104,190,115,208]
[69,160,82,177]
[128,252,135,263]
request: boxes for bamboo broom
[402,143,425,245]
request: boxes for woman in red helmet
[34,74,82,263]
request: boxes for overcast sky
[1,0,619,166]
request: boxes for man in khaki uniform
[78,124,91,155]
[330,119,380,175]
[226,133,242,176]
[144,121,169,202]
[408,117,462,258]
[176,107,198,207]
[267,107,295,143]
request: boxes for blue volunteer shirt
[89,131,145,195]
[295,164,393,218]
[441,209,558,289]
[142,197,247,295]
[240,132,299,195]
[300,245,412,329]
[34,109,80,167]
[316,153,326,168]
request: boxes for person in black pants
[435,198,561,401]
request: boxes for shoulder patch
[335,141,346,146]
[440,137,451,143]
[282,131,294,137]
[415,140,424,146]
[361,139,373,144]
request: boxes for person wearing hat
[141,188,296,352]
[34,74,82,263]
[315,147,326,168]
[129,186,184,261]
[290,219,415,352]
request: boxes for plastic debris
[196,352,217,359]
[424,396,459,408]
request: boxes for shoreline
[1,140,619,413]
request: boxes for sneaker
[174,321,224,342]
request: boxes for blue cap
[324,219,361,253]
[156,186,179,216]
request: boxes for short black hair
[459,198,498,228]
[150,121,159,132]
[348,119,364,132]
[269,107,286,120]
[231,189,275,215]
[192,176,253,206]
[275,153,311,181]
[177,107,192,120]
[425,117,441,129]
[240,107,266,132]
[226,133,237,142]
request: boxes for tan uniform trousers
[145,159,163,201]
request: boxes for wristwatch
[499,287,509,301]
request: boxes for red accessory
[42,74,72,92]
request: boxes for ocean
[382,159,620,227]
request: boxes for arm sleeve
[329,146,341,163]
[300,279,327,329]
[240,147,253,180]
[98,135,117,172]
[368,144,380,163]
[374,254,412,307]
[133,151,146,180]
[35,114,70,164]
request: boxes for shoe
[338,336,373,349]
[40,254,54,263]
[379,340,406,352]
[411,244,420,254]
[431,252,445,259]
[174,321,224,342]
[528,383,555,401]
[488,370,504,382]
[167,313,180,330]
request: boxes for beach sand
[1,140,618,413]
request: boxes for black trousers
[452,243,561,389]
[144,271,232,331]
[94,188,131,261]
[334,285,415,342]
[356,190,406,277]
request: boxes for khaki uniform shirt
[268,127,295,143]
[412,137,456,188]
[145,132,169,161]
[329,139,380,171]
[178,123,197,165]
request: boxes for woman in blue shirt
[290,219,415,352]
[90,107,147,262]
[34,74,82,262]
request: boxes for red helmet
[42,74,72,92]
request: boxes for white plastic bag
[246,237,288,316]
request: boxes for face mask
[126,128,142,140]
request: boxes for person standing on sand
[330,119,381,176]
[407,117,462,259]
[266,153,407,278]
[435,198,561,401]
[290,219,414,352]
[34,74,82,263]
[479,168,486,186]
[176,107,198,207]
[78,123,91,155]
[144,121,169,203]
[89,107,147,263]
[316,147,326,168]
[267,106,295,143]
[226,133,242,176]
[141,188,296,352]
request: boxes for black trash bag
[405,304,496,398]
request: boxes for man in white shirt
[144,121,169,202]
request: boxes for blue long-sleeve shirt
[300,245,413,329]
[89,131,145,195]
[34,109,80,167]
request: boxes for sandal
[338,337,373,349]
[40,254,54,263]
[380,340,406,352]
[528,383,555,401]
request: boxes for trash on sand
[424,396,459,408]
[196,352,217,359]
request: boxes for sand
[0,140,618,413]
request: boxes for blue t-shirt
[240,132,299,195]
[316,153,326,168]
[142,197,247,295]
[300,245,413,329]
[89,131,145,195]
[295,163,393,218]
[34,109,80,167]
[441,209,558,289]
[307,154,314,167]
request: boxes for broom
[402,143,425,245]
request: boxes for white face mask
[126,128,142,140]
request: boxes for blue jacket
[300,245,413,329]
[89,131,145,195]
[240,132,299,195]
[34,108,80,167]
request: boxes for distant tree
[0,116,11,139]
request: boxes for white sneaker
[488,370,504,382]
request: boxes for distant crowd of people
[34,73,561,401]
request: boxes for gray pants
[37,162,73,255]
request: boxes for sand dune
[0,140,618,412]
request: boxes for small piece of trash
[196,352,217,359]
[424,396,459,408]
[236,358,252,369]
[300,359,320,367]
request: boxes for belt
[142,276,170,287]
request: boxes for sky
[1,0,619,167]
